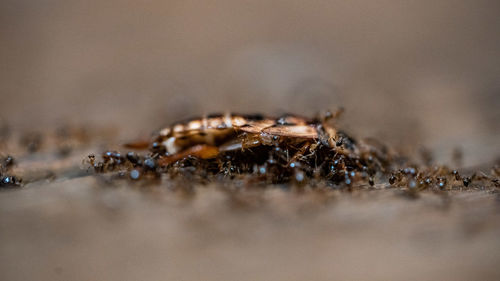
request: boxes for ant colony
[88,110,499,192]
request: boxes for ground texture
[1,133,499,281]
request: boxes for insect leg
[288,141,312,165]
[158,145,219,166]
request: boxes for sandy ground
[1,1,500,280]
[2,175,500,281]
[1,179,500,281]
[0,131,499,281]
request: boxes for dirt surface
[0,128,499,281]
[2,179,500,281]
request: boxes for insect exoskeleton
[153,113,338,165]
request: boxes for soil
[0,125,499,281]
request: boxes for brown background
[1,1,500,280]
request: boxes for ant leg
[288,141,312,165]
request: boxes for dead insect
[150,112,342,166]
[115,110,389,187]
[87,154,96,166]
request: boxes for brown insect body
[104,109,397,187]
[153,113,336,165]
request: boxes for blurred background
[2,2,500,281]
[1,0,499,164]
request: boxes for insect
[0,155,21,188]
[139,110,385,186]
[116,109,375,185]
[147,111,345,166]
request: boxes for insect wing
[263,125,318,138]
